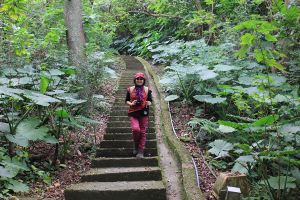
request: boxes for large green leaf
[218,125,236,133]
[279,123,300,134]
[232,162,249,174]
[0,122,10,133]
[232,155,255,174]
[6,134,29,147]
[16,118,49,141]
[251,115,279,127]
[199,70,218,80]
[48,69,65,76]
[1,157,29,179]
[214,64,238,72]
[218,120,248,129]
[42,135,58,144]
[240,33,255,45]
[55,108,69,118]
[0,166,13,178]
[6,180,29,193]
[40,75,49,94]
[208,139,233,158]
[194,95,226,104]
[266,176,296,189]
[24,90,60,106]
[56,94,86,104]
[0,86,24,100]
[165,95,179,102]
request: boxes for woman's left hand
[146,101,152,106]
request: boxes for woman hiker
[125,72,152,158]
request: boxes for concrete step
[96,148,157,157]
[111,106,154,112]
[91,157,159,168]
[65,181,166,200]
[103,133,156,140]
[108,116,154,122]
[111,109,154,114]
[107,121,155,127]
[100,139,157,148]
[110,110,155,116]
[81,166,162,182]
[106,127,155,133]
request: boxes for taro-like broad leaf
[238,76,255,86]
[1,158,29,171]
[232,162,249,174]
[49,69,65,76]
[16,118,49,141]
[43,135,58,144]
[232,155,255,174]
[199,70,218,80]
[265,176,296,189]
[6,179,29,193]
[279,123,300,134]
[6,134,29,147]
[0,86,24,100]
[0,166,13,178]
[165,95,179,102]
[214,64,238,72]
[208,139,233,158]
[0,122,10,133]
[237,155,255,163]
[194,95,226,104]
[24,90,60,106]
[291,168,300,185]
[56,94,86,104]
[218,125,236,133]
[46,89,66,95]
[273,94,290,103]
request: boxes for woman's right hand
[127,100,136,106]
[131,100,137,106]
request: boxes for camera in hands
[135,100,141,106]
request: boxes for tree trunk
[194,0,202,10]
[64,0,91,109]
[64,0,86,67]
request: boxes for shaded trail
[64,56,183,200]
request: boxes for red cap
[134,72,145,79]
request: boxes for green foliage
[208,139,234,158]
[0,0,117,197]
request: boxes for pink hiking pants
[130,116,149,152]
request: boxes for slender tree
[64,0,86,67]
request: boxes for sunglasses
[136,78,144,80]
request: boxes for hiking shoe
[133,149,138,155]
[136,152,144,158]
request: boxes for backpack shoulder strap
[129,86,135,95]
[144,86,148,96]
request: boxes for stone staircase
[64,58,166,200]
